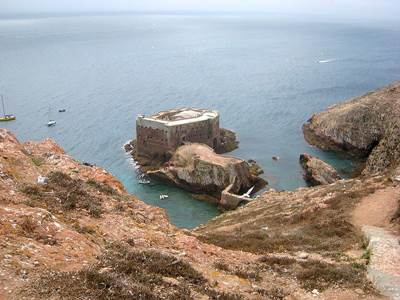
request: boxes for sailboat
[0,95,16,122]
[47,106,56,127]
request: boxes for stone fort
[136,108,221,160]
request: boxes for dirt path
[351,186,399,233]
[351,186,400,300]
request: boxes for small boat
[58,109,66,113]
[0,114,16,122]
[138,179,150,184]
[159,194,169,200]
[0,95,16,122]
[47,120,56,127]
[47,106,56,127]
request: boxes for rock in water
[217,128,239,154]
[299,153,341,186]
[148,143,264,200]
[302,81,400,175]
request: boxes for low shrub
[87,179,116,195]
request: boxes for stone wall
[220,183,247,210]
[136,114,220,160]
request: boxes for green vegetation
[31,156,44,167]
[362,249,371,263]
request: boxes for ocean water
[1,13,399,228]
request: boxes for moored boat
[47,106,56,127]
[0,95,16,122]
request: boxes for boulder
[302,81,400,175]
[148,144,265,201]
[216,128,239,154]
[299,153,341,186]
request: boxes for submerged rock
[302,81,400,174]
[299,153,341,186]
[148,143,266,206]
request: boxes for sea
[1,12,399,228]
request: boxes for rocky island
[126,108,266,209]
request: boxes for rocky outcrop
[148,144,266,207]
[299,153,341,186]
[216,128,239,154]
[303,81,400,174]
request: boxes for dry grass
[295,260,369,291]
[87,179,116,195]
[74,223,97,235]
[213,261,230,272]
[22,243,241,300]
[213,260,261,282]
[257,256,371,292]
[21,171,103,218]
[21,243,254,300]
[255,287,286,300]
[20,216,37,235]
[198,185,381,255]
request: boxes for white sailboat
[47,106,56,127]
[0,95,16,122]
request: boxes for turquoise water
[1,13,399,228]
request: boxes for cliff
[2,129,394,299]
[148,143,265,208]
[0,129,264,299]
[303,81,400,174]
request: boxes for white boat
[47,106,56,127]
[0,95,16,122]
[159,194,169,200]
[138,179,150,184]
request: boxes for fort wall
[136,109,221,160]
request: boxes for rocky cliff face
[0,129,395,299]
[303,82,400,174]
[0,129,268,299]
[299,153,341,186]
[148,144,265,204]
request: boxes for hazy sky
[1,0,399,20]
